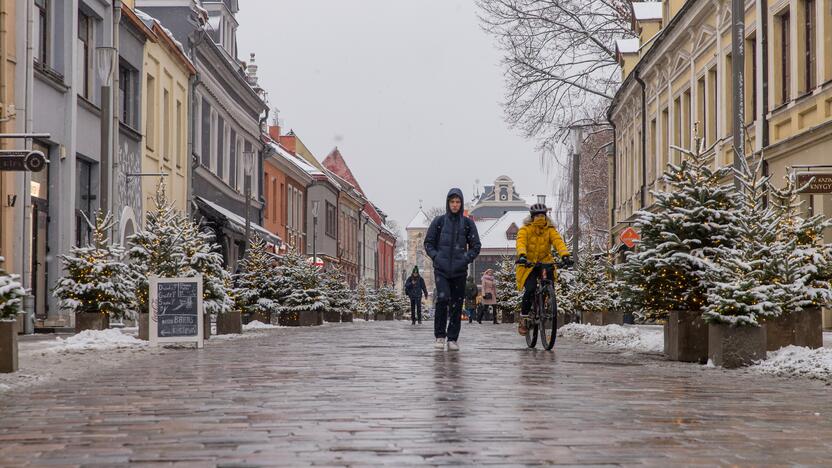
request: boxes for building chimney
[246,52,258,87]
[268,125,281,142]
[537,194,547,205]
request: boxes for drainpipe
[258,108,268,226]
[20,0,35,333]
[760,0,769,149]
[187,27,205,216]
[634,72,647,208]
[607,118,617,248]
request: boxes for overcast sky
[237,0,562,232]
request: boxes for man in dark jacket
[404,267,429,325]
[424,188,481,351]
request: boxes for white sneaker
[447,341,459,351]
[434,338,445,349]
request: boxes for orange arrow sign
[620,227,640,248]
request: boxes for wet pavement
[0,321,830,466]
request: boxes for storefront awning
[194,197,282,247]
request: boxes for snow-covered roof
[270,142,322,176]
[633,2,663,21]
[195,196,281,245]
[406,210,430,230]
[477,211,529,251]
[135,9,189,61]
[616,38,640,54]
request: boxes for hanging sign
[149,275,204,348]
[0,150,47,172]
[796,173,832,194]
[619,227,640,249]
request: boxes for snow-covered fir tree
[618,134,739,320]
[54,211,135,318]
[495,256,521,319]
[571,250,612,314]
[704,158,781,326]
[182,216,234,316]
[127,185,191,312]
[276,248,327,317]
[354,281,376,320]
[373,285,400,319]
[0,257,25,320]
[233,236,280,316]
[321,267,353,318]
[769,173,832,313]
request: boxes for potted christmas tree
[321,268,353,322]
[54,212,135,333]
[495,256,521,324]
[0,257,25,373]
[573,251,617,325]
[353,281,374,321]
[373,285,398,321]
[621,134,739,363]
[703,158,778,368]
[276,249,327,326]
[233,236,280,329]
[765,173,832,350]
[181,215,232,339]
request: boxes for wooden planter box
[0,320,18,373]
[501,311,515,324]
[664,310,708,363]
[765,307,823,351]
[323,310,341,323]
[374,312,395,321]
[622,312,636,325]
[216,311,242,335]
[708,323,767,368]
[247,310,272,325]
[276,310,320,327]
[556,311,578,329]
[75,311,110,333]
[203,314,211,341]
[15,312,26,335]
[138,313,149,341]
[581,310,624,326]
[341,312,354,323]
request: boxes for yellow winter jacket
[515,216,570,290]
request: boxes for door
[31,198,49,319]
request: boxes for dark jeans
[521,264,554,315]
[410,298,422,324]
[434,275,466,341]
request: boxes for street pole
[243,151,253,258]
[731,0,745,188]
[312,200,319,269]
[571,130,581,260]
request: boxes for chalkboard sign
[149,275,204,348]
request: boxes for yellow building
[137,10,195,215]
[609,0,832,326]
[0,0,17,273]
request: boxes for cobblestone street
[0,322,830,466]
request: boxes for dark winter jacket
[423,188,482,279]
[404,275,428,300]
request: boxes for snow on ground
[752,346,832,383]
[44,329,148,353]
[242,320,280,331]
[557,323,664,353]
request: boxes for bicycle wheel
[539,285,558,350]
[525,312,538,348]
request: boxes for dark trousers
[434,275,466,341]
[521,265,554,315]
[410,298,422,324]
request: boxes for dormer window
[506,223,519,240]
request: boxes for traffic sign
[0,150,47,172]
[620,227,640,249]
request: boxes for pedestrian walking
[465,276,478,323]
[481,268,497,323]
[424,188,481,351]
[404,267,429,324]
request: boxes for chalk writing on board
[156,282,199,338]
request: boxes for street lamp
[96,46,117,217]
[311,200,320,269]
[243,150,254,258]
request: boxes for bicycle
[518,259,570,350]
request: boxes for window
[75,158,96,247]
[163,89,170,160]
[216,115,224,178]
[77,12,92,99]
[176,100,183,168]
[229,131,238,189]
[673,96,682,158]
[804,0,816,91]
[264,178,269,220]
[825,0,832,81]
[325,202,337,238]
[146,74,156,150]
[287,185,294,231]
[34,0,48,65]
[272,178,278,221]
[683,89,691,151]
[745,36,757,123]
[725,54,733,136]
[201,98,211,166]
[707,67,717,146]
[781,11,791,103]
[119,63,137,128]
[661,108,669,174]
[697,76,706,142]
[649,118,657,175]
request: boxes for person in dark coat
[424,188,481,351]
[404,267,429,325]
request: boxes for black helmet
[530,203,548,216]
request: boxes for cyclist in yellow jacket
[515,203,572,336]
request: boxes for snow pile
[44,329,147,353]
[558,323,663,353]
[752,346,832,383]
[242,320,278,331]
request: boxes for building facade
[0,0,18,286]
[404,209,435,297]
[609,0,832,325]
